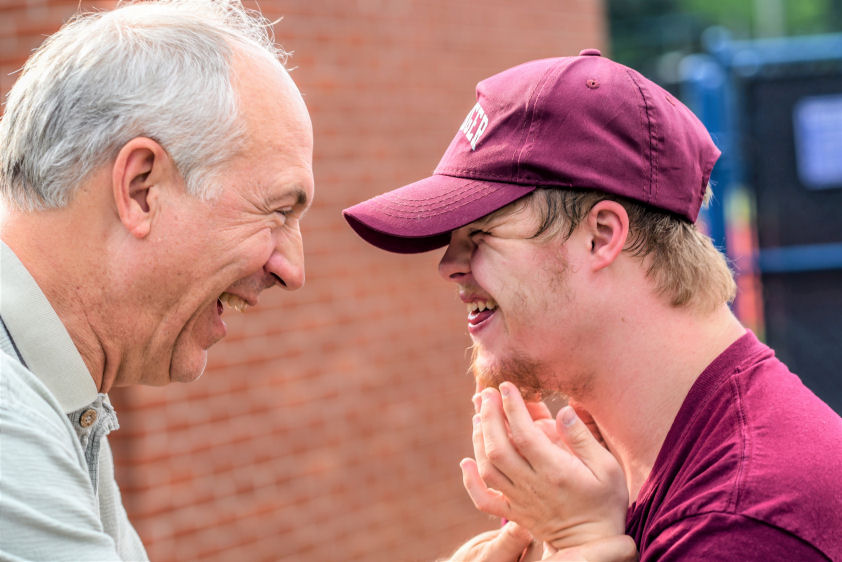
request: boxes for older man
[344,50,842,561]
[0,1,313,559]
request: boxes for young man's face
[438,196,594,398]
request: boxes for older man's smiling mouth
[218,292,250,313]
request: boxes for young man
[0,1,313,558]
[344,50,842,560]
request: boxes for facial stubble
[470,344,549,401]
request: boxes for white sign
[793,94,842,190]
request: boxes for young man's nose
[437,228,473,282]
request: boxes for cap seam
[378,188,524,220]
[380,182,501,217]
[511,65,550,178]
[515,61,564,181]
[700,148,718,203]
[624,68,657,206]
[384,180,493,206]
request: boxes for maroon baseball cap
[343,49,721,254]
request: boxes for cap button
[579,48,602,57]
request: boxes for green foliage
[607,0,842,82]
[786,0,836,34]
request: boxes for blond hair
[527,187,736,311]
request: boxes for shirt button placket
[79,408,98,428]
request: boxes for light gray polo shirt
[0,242,148,561]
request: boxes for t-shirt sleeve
[641,512,830,562]
[0,355,123,561]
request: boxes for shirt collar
[0,241,97,412]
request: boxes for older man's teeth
[467,300,498,314]
[219,292,248,312]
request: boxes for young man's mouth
[467,298,498,326]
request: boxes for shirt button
[80,409,97,428]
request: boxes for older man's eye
[468,228,490,238]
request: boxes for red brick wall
[1,1,605,560]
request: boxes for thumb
[486,522,533,562]
[556,406,612,472]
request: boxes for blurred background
[1,0,839,560]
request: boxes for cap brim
[343,174,536,253]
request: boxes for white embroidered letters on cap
[459,102,489,150]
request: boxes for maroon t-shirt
[627,331,842,561]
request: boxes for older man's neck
[0,194,116,393]
[573,302,745,505]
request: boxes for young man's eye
[469,228,489,238]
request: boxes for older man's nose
[265,239,305,291]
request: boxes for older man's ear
[111,137,173,239]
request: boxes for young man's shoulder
[728,341,841,558]
[629,332,842,560]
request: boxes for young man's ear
[111,137,173,239]
[585,200,629,271]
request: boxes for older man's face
[136,53,314,385]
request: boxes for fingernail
[561,406,577,426]
[500,384,510,397]
[472,393,482,412]
[472,414,481,426]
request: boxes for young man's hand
[461,382,629,551]
[443,521,533,562]
[443,526,637,562]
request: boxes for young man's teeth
[219,292,248,312]
[467,299,498,313]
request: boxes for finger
[534,418,564,446]
[525,400,552,421]
[555,406,614,475]
[543,542,557,558]
[569,401,607,446]
[473,393,482,414]
[518,539,544,562]
[472,412,513,488]
[499,382,558,467]
[485,522,534,562]
[445,525,534,562]
[480,388,533,477]
[460,458,510,518]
